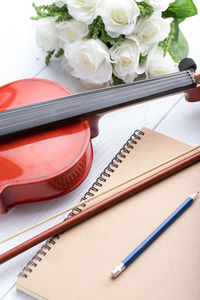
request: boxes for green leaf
[163,0,197,19]
[169,29,189,62]
[173,18,179,40]
[177,17,186,23]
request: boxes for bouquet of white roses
[32,0,197,86]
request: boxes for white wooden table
[0,1,200,299]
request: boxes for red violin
[0,58,199,214]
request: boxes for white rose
[67,0,100,24]
[58,19,88,46]
[61,56,74,74]
[110,39,140,83]
[64,39,112,84]
[34,17,59,51]
[146,0,174,12]
[146,47,178,78]
[134,12,173,55]
[101,0,140,38]
[52,0,66,8]
[81,79,111,89]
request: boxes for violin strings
[0,145,199,245]
[0,75,190,124]
[0,72,191,117]
[0,71,188,114]
[0,73,191,131]
[0,74,193,132]
[0,71,191,121]
[0,83,191,132]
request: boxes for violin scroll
[184,83,200,102]
[178,58,197,72]
[185,71,200,102]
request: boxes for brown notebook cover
[16,128,200,300]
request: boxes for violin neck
[0,70,196,141]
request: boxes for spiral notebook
[16,128,200,300]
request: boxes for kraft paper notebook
[16,128,200,300]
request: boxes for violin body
[0,79,96,213]
[0,58,199,213]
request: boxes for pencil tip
[191,192,199,201]
[111,263,125,278]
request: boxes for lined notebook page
[16,128,200,300]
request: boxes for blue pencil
[111,192,199,278]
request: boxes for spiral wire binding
[18,129,144,278]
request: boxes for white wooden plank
[0,0,48,87]
[2,289,33,300]
[156,96,200,145]
[0,93,186,299]
[0,0,199,298]
[0,94,181,298]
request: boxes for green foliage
[55,48,64,58]
[112,74,125,85]
[88,16,125,47]
[31,3,72,22]
[139,54,148,64]
[163,0,197,19]
[45,50,55,65]
[45,48,64,65]
[159,21,176,56]
[137,1,154,18]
